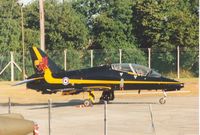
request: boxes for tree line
[0,0,198,75]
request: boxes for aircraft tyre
[99,90,114,104]
[83,99,92,107]
[159,98,166,104]
[99,98,104,104]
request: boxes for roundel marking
[62,77,69,85]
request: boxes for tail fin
[29,47,63,74]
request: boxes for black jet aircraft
[14,47,184,106]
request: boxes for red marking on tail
[37,57,48,72]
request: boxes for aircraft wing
[82,86,111,91]
[61,86,111,95]
[12,77,44,86]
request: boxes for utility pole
[17,1,25,79]
[39,0,45,51]
[21,4,25,80]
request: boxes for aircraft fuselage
[27,65,183,94]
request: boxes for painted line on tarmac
[115,90,191,95]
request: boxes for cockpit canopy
[111,63,161,77]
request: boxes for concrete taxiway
[0,96,198,135]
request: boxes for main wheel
[99,98,104,104]
[99,99,109,104]
[159,98,166,104]
[83,99,92,107]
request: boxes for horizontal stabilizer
[12,77,44,86]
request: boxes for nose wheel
[159,97,166,104]
[83,99,92,107]
[159,90,167,104]
[83,91,95,107]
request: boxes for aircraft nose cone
[180,83,184,88]
[177,83,184,90]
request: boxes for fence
[0,47,198,81]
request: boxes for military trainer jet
[14,47,184,106]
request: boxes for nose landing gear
[159,90,167,104]
[83,91,95,107]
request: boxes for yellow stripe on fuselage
[68,79,180,85]
[43,69,180,85]
[44,68,62,84]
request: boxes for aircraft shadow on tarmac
[28,100,158,110]
[0,99,83,109]
[109,101,158,105]
[27,99,83,110]
[0,100,158,110]
[0,102,47,106]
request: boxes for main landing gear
[159,90,167,104]
[99,90,115,103]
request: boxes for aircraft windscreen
[148,70,161,77]
[111,63,151,76]
[111,63,132,72]
[131,64,151,76]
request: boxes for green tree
[74,0,147,65]
[72,0,110,29]
[23,1,40,49]
[133,0,198,49]
[133,0,198,74]
[0,0,21,52]
[24,0,89,50]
